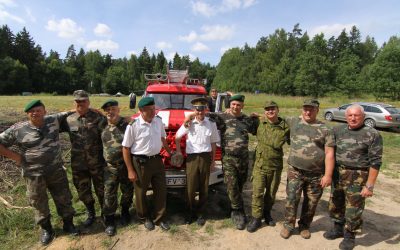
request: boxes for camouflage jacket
[286,117,335,174]
[208,112,259,156]
[255,117,290,169]
[101,117,128,165]
[334,124,383,170]
[0,112,69,177]
[61,110,106,168]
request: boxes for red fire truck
[130,68,225,188]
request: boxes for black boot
[63,217,79,236]
[231,209,246,230]
[246,217,262,233]
[323,222,344,240]
[120,206,131,226]
[39,218,55,245]
[339,230,356,250]
[264,210,276,226]
[82,203,96,227]
[104,215,116,236]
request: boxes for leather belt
[132,154,160,159]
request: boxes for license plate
[166,177,186,186]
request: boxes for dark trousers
[132,155,166,224]
[186,152,212,215]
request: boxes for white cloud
[199,25,234,41]
[166,52,177,61]
[180,25,234,44]
[0,0,24,23]
[310,23,357,38]
[0,0,17,7]
[46,18,85,39]
[192,42,209,52]
[156,41,173,50]
[179,31,198,42]
[24,7,36,22]
[127,50,137,57]
[191,0,257,17]
[191,1,216,17]
[220,45,233,54]
[94,23,112,38]
[0,8,24,23]
[86,39,119,53]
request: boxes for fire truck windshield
[148,93,205,110]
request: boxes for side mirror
[129,93,136,109]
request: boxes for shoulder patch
[129,119,137,125]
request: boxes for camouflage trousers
[251,165,282,219]
[283,165,323,230]
[103,162,134,216]
[222,152,249,210]
[71,162,105,208]
[328,167,369,233]
[25,167,75,225]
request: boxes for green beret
[264,101,278,109]
[24,99,44,112]
[101,99,118,109]
[138,97,155,108]
[230,94,245,103]
[73,90,89,101]
[303,99,320,107]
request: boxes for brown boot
[299,227,311,239]
[280,227,292,239]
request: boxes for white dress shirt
[176,117,220,154]
[122,115,166,156]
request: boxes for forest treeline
[1,24,399,99]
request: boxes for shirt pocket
[193,127,211,144]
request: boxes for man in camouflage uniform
[101,99,133,236]
[324,104,383,250]
[0,100,78,245]
[247,101,290,233]
[195,94,259,230]
[280,99,335,239]
[62,90,106,227]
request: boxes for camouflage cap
[303,99,319,107]
[24,99,44,112]
[264,101,278,109]
[101,99,118,110]
[229,94,245,103]
[73,90,89,101]
[138,97,155,108]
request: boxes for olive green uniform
[251,117,289,219]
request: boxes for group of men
[0,90,383,250]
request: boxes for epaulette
[155,115,162,119]
[208,116,216,123]
[129,119,137,125]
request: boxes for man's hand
[210,161,216,171]
[128,170,137,183]
[361,187,374,198]
[320,175,332,188]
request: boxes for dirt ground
[36,168,399,250]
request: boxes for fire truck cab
[130,68,225,188]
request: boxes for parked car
[324,102,400,129]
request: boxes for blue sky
[1,0,399,66]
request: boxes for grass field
[0,93,399,249]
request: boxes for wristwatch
[365,183,374,192]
